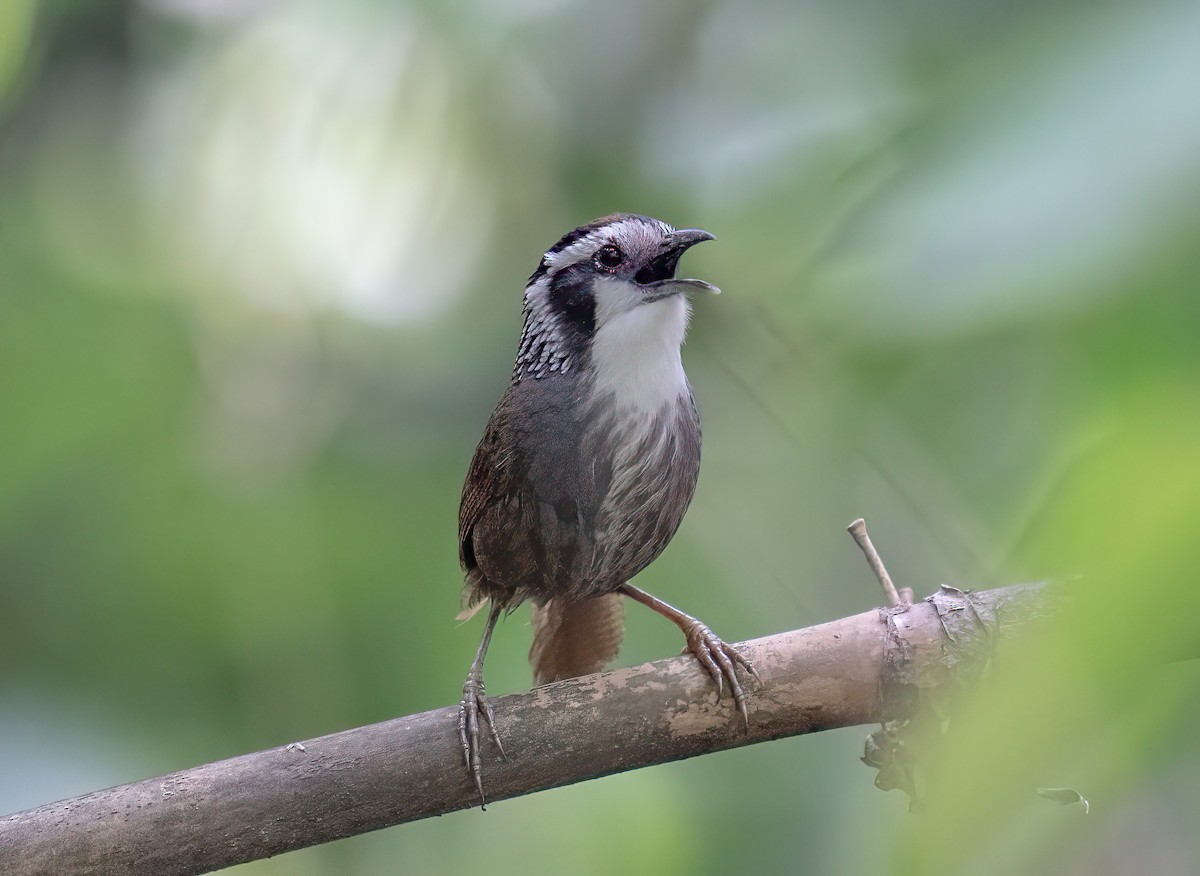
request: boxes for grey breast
[470,375,701,605]
[577,389,702,597]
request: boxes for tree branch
[0,581,1057,876]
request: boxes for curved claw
[459,675,506,807]
[681,621,758,729]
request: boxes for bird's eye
[594,245,624,270]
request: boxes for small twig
[847,518,904,606]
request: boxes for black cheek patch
[549,268,596,336]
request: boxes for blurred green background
[2,1,1198,874]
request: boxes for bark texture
[0,582,1055,876]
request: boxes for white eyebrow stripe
[542,230,608,274]
[540,215,679,279]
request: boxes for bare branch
[0,581,1057,876]
[847,517,905,606]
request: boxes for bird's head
[515,214,717,381]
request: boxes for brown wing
[459,382,603,607]
[458,395,555,606]
[458,413,518,577]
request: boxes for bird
[457,213,757,803]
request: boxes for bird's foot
[679,619,759,728]
[459,670,506,806]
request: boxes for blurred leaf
[1038,787,1090,815]
[0,0,34,104]
[1,1,1198,873]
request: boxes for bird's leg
[619,582,759,727]
[459,600,507,806]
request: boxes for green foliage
[0,0,34,105]
[1,1,1197,872]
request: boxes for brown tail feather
[529,594,625,685]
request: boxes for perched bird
[457,213,756,802]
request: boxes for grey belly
[565,398,701,599]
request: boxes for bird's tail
[529,593,625,685]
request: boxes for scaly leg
[459,601,507,806]
[619,583,759,727]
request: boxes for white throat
[590,290,691,416]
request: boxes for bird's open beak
[637,229,720,300]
